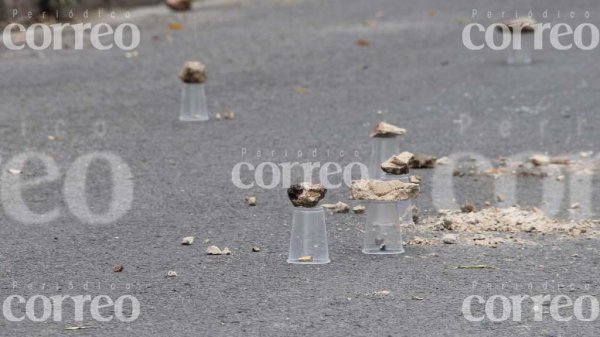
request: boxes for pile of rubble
[407,206,599,248]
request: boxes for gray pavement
[0,0,599,336]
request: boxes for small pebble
[167,270,178,278]
[245,196,257,206]
[442,234,458,244]
[298,256,313,262]
[334,201,350,213]
[113,264,124,273]
[181,236,194,245]
[352,205,366,214]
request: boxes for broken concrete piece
[370,122,406,138]
[245,196,257,206]
[206,246,231,255]
[167,270,178,277]
[436,157,451,165]
[353,205,366,214]
[287,183,327,207]
[179,61,207,83]
[251,246,261,252]
[409,175,421,184]
[530,155,550,166]
[410,154,437,169]
[334,201,350,213]
[442,234,458,244]
[321,203,336,209]
[381,152,414,175]
[181,236,194,245]
[351,179,419,201]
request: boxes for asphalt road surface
[0,0,599,336]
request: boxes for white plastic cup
[287,207,330,264]
[363,201,405,255]
[368,137,400,179]
[180,83,209,122]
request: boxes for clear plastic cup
[180,83,209,122]
[368,137,400,179]
[380,173,415,225]
[287,207,330,264]
[506,31,534,65]
[363,200,405,254]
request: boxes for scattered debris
[370,122,406,138]
[529,154,550,166]
[113,264,123,273]
[245,196,257,206]
[442,234,458,244]
[356,39,370,47]
[456,265,498,270]
[167,22,184,31]
[412,296,424,300]
[322,203,336,209]
[223,108,234,120]
[65,325,95,331]
[422,206,595,236]
[334,201,350,213]
[298,255,313,262]
[251,246,261,252]
[214,113,222,120]
[472,236,506,248]
[461,202,476,213]
[371,290,391,297]
[410,154,437,169]
[409,175,421,184]
[167,270,178,277]
[436,157,451,165]
[287,183,327,207]
[181,236,194,245]
[351,179,419,201]
[125,51,139,58]
[570,203,581,210]
[203,239,211,244]
[179,61,206,83]
[406,236,437,245]
[7,168,21,175]
[381,152,414,175]
[165,0,191,11]
[206,246,231,255]
[353,205,366,214]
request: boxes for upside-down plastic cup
[363,201,404,254]
[180,83,209,122]
[368,137,400,179]
[380,173,414,225]
[506,31,534,65]
[287,207,330,264]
